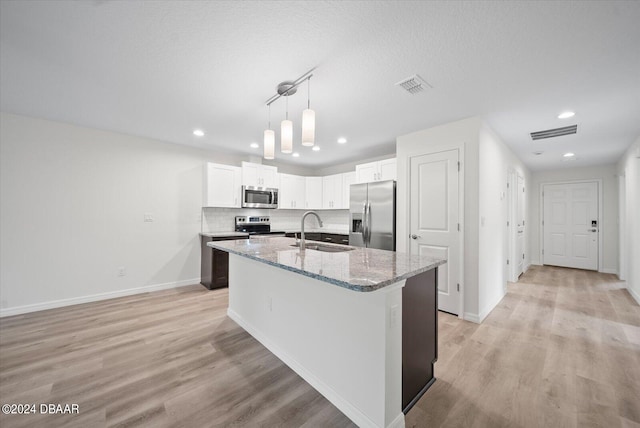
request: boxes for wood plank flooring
[406,265,640,428]
[1,265,639,427]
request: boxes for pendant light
[264,104,275,160]
[301,77,315,146]
[281,91,293,153]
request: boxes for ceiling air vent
[395,74,432,95]
[530,125,577,140]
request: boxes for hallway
[408,265,640,427]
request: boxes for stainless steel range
[235,216,286,236]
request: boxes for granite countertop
[208,237,446,292]
[200,232,250,238]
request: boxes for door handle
[590,229,597,232]
[411,234,420,240]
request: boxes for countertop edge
[207,242,446,292]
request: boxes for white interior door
[516,175,525,276]
[409,149,460,315]
[543,182,599,270]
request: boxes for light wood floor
[0,265,638,427]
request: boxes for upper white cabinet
[305,177,323,209]
[242,162,278,188]
[204,162,242,207]
[322,174,344,209]
[279,174,306,209]
[355,158,397,183]
[341,171,356,209]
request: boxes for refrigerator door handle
[367,202,372,246]
[362,202,368,246]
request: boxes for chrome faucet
[300,211,323,251]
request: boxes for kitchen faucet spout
[300,211,323,251]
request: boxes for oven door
[242,186,279,208]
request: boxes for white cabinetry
[204,162,242,207]
[242,162,278,188]
[341,171,356,209]
[355,158,396,183]
[322,174,344,209]
[305,177,323,209]
[279,174,306,209]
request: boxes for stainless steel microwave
[242,186,279,209]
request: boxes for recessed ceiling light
[533,151,544,156]
[337,137,347,144]
[250,142,259,149]
[292,152,300,157]
[312,146,320,151]
[563,152,575,157]
[558,111,575,119]
[193,129,205,137]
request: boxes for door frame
[506,168,518,283]
[404,143,465,319]
[539,179,603,272]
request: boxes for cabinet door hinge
[542,220,544,226]
[507,182,509,188]
[457,283,460,292]
[507,221,509,227]
[457,161,460,172]
[523,253,525,259]
[457,223,460,231]
[507,259,510,265]
[542,249,544,255]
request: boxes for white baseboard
[524,262,531,273]
[478,291,506,323]
[600,268,618,275]
[463,312,480,324]
[228,308,397,428]
[530,260,541,266]
[0,278,199,318]
[464,291,506,325]
[628,286,640,306]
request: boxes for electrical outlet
[144,213,154,222]
[117,266,126,277]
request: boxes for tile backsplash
[202,208,349,233]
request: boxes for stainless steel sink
[290,243,355,253]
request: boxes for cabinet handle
[341,239,349,243]
[325,237,332,241]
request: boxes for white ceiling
[1,1,639,171]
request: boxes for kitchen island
[208,237,446,428]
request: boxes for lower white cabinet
[279,174,306,209]
[305,177,323,209]
[204,162,242,207]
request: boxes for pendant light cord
[307,77,311,109]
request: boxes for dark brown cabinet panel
[284,232,348,244]
[402,267,438,414]
[201,235,246,290]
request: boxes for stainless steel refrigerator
[349,180,396,250]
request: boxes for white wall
[397,117,481,319]
[617,137,640,303]
[478,123,531,320]
[0,113,313,316]
[530,164,619,274]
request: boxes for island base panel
[227,254,405,428]
[402,267,438,413]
